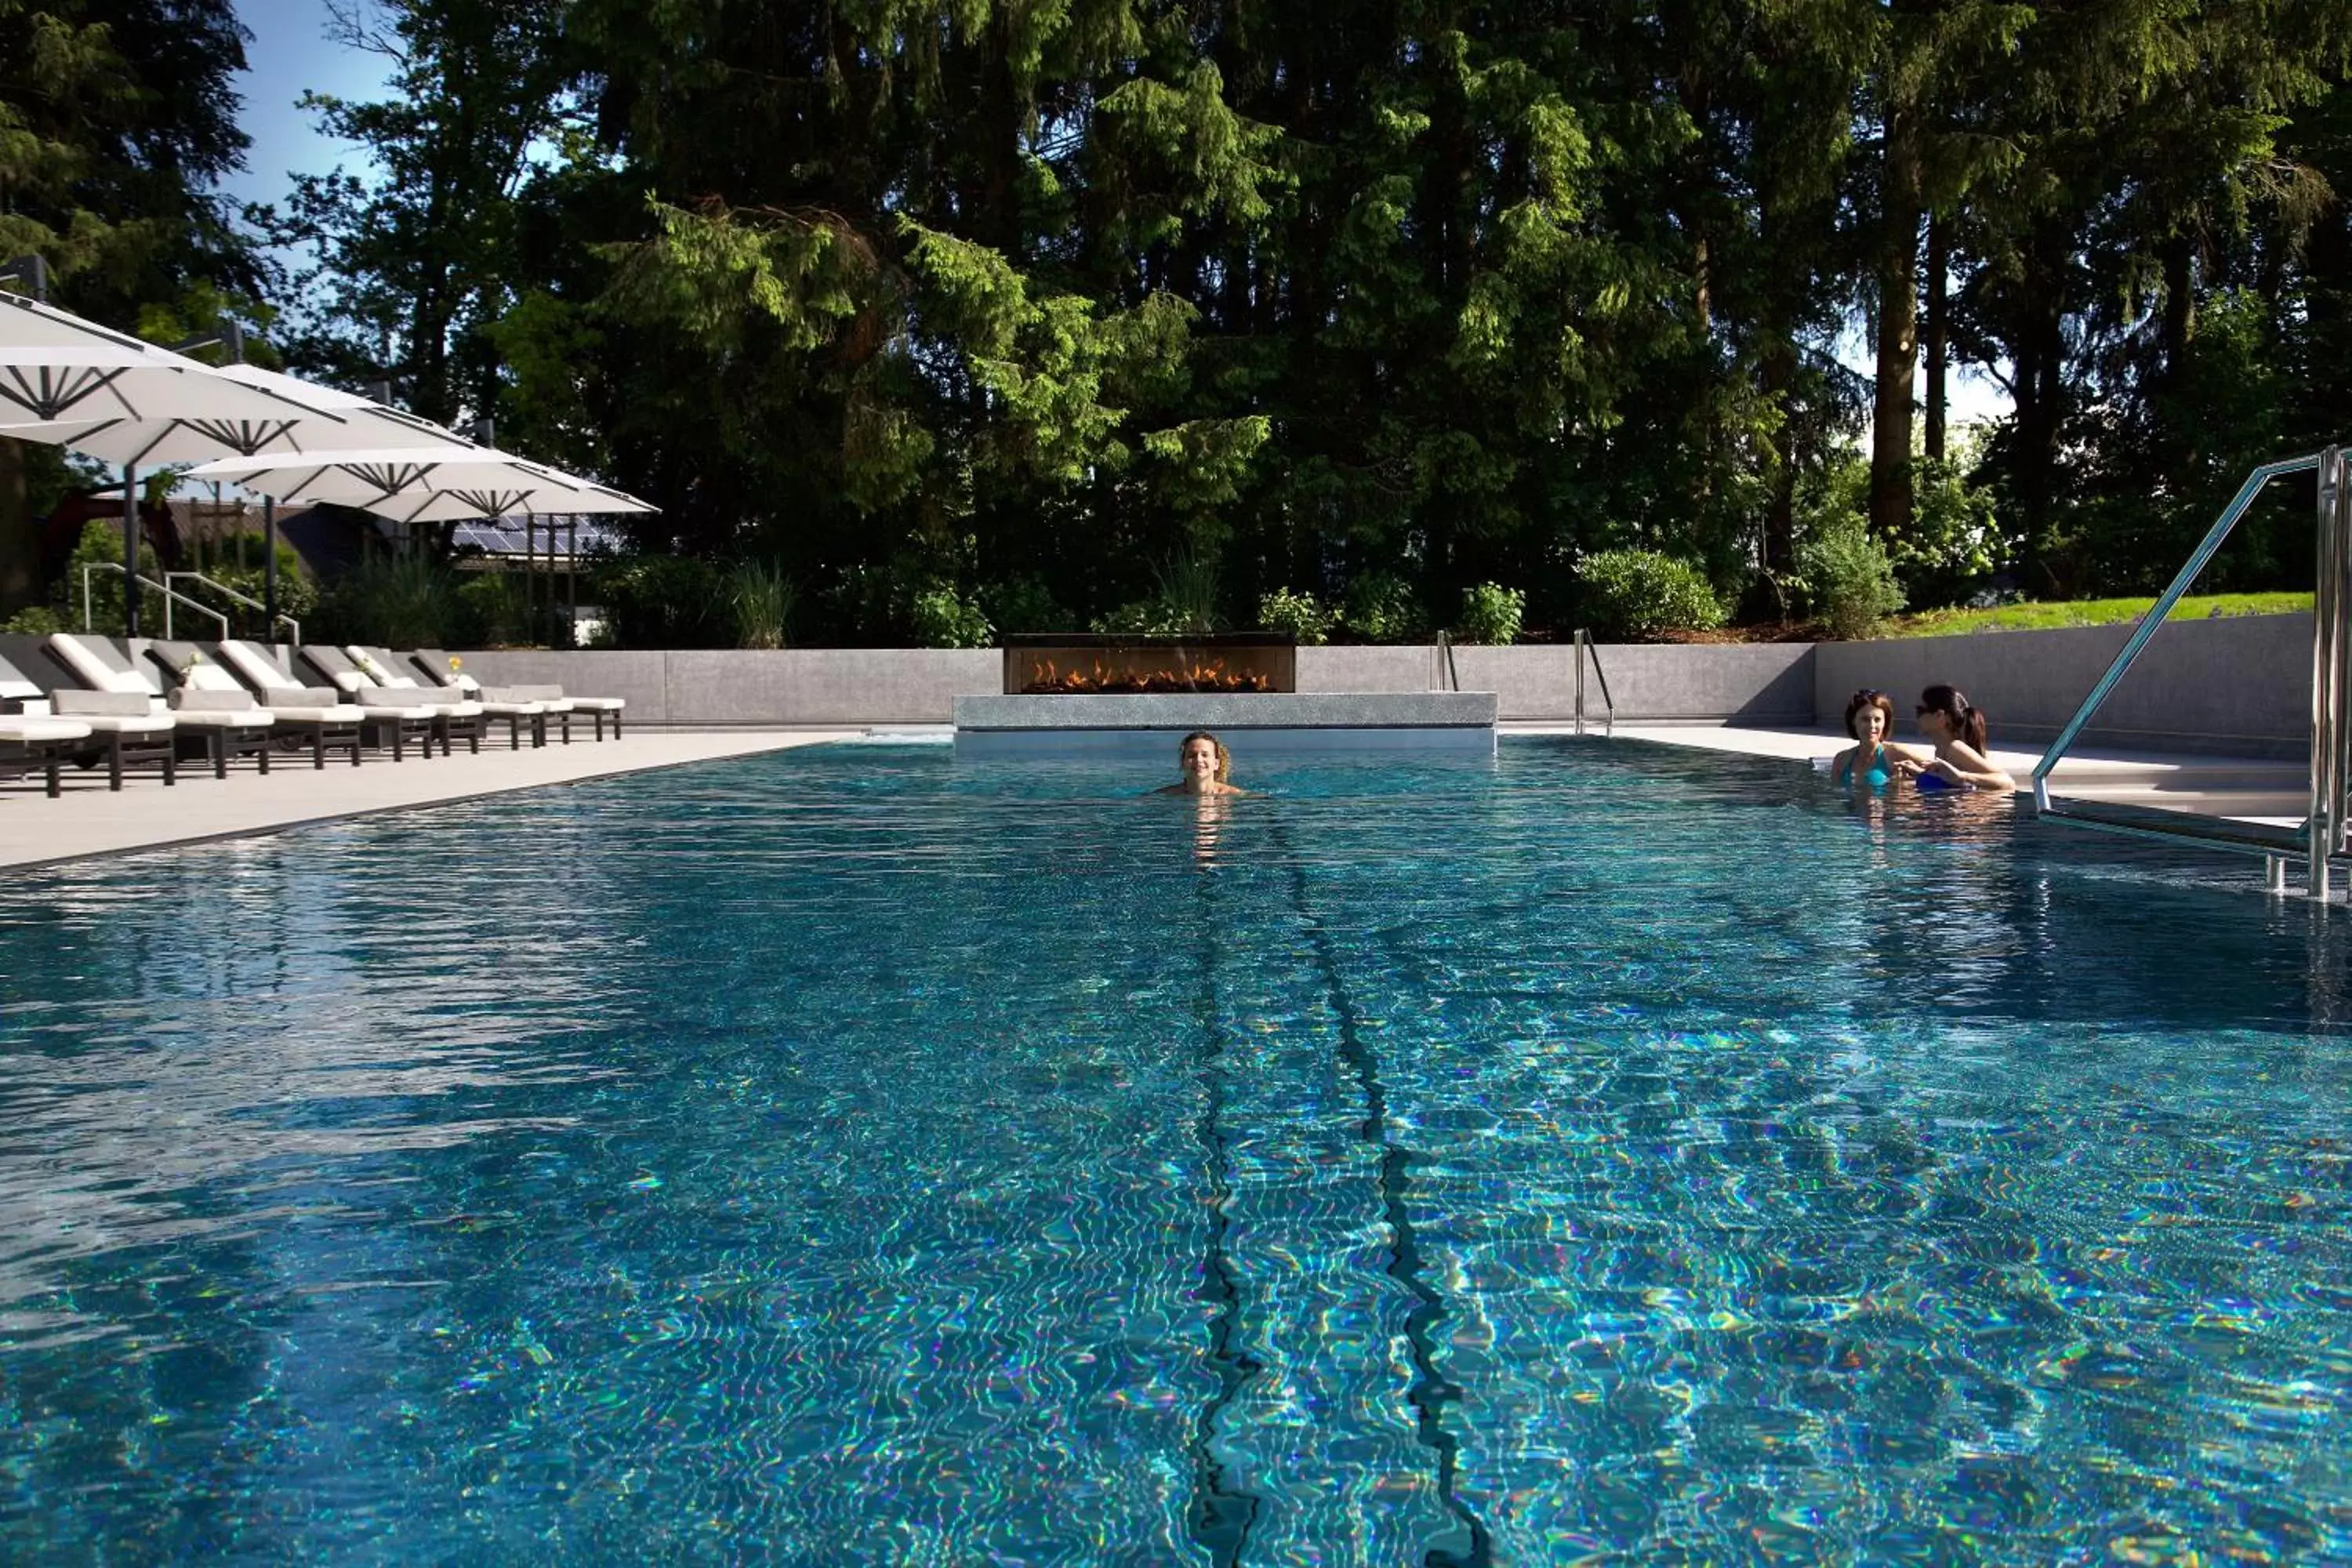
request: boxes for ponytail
[1919,684,1987,750]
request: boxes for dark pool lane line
[1271,819,1495,1568]
[1185,862,1265,1566]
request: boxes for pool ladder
[2033,446,2350,899]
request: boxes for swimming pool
[2,739,2347,1563]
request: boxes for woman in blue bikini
[1831,688,1899,792]
[1892,684,2016,793]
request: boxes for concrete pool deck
[0,729,857,870]
[1578,723,2310,824]
[0,720,2309,872]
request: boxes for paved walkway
[0,730,855,870]
[1528,722,2309,823]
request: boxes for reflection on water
[1,740,2348,1563]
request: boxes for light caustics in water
[0,741,2348,1563]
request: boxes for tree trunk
[1871,110,1921,537]
[2161,236,2195,383]
[1924,212,1947,463]
[0,437,33,615]
[1759,333,1797,575]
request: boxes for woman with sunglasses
[1831,688,1899,792]
[1892,684,2016,792]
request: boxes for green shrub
[911,586,994,648]
[63,518,163,635]
[1578,550,1725,641]
[593,554,728,648]
[452,571,533,645]
[1340,572,1421,642]
[317,551,461,648]
[1,605,69,634]
[729,561,796,648]
[1798,520,1907,640]
[1454,582,1525,645]
[1152,551,1221,634]
[1257,587,1334,644]
[982,577,1065,635]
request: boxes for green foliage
[453,572,534,646]
[1256,588,1334,645]
[1454,583,1526,646]
[0,604,68,634]
[1578,551,1726,641]
[592,555,728,649]
[981,578,1065,636]
[1339,574,1421,644]
[1797,521,1907,640]
[728,561,796,649]
[317,552,460,648]
[909,586,993,649]
[63,519,163,636]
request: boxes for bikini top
[1836,744,1891,789]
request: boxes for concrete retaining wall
[434,615,2326,747]
[1814,613,2310,756]
[448,642,1816,726]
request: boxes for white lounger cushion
[217,641,303,691]
[0,717,91,743]
[49,691,174,737]
[46,633,158,698]
[166,690,274,729]
[261,689,368,723]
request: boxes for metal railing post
[1573,630,1587,735]
[2311,448,2350,899]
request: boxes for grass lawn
[1882,591,2312,637]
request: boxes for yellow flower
[448,655,463,671]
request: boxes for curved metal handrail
[81,562,230,639]
[2030,452,2324,808]
[1573,629,1616,736]
[165,571,300,645]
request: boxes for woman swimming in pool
[1892,684,2017,792]
[1156,731,1250,796]
[1831,689,1898,792]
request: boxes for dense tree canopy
[5,0,2350,638]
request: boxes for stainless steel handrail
[2030,452,2325,810]
[81,562,230,639]
[165,571,301,645]
[1573,630,1616,736]
[1434,631,1461,691]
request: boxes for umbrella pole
[264,495,279,638]
[122,463,140,637]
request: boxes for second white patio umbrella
[1,290,365,633]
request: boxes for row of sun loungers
[0,635,626,793]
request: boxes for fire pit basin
[1004,633,1295,695]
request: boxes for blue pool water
[2,738,2349,1563]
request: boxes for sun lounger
[148,641,365,768]
[216,640,435,762]
[0,652,175,789]
[348,645,546,750]
[300,646,483,757]
[0,713,93,796]
[411,648,625,740]
[48,632,269,779]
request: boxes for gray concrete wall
[1815,613,2310,756]
[1579,642,1816,724]
[443,642,1818,726]
[452,648,998,726]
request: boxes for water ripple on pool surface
[0,739,2348,1563]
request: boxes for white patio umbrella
[0,290,361,633]
[181,445,656,521]
[5,365,477,635]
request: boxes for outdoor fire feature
[1004,633,1296,695]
